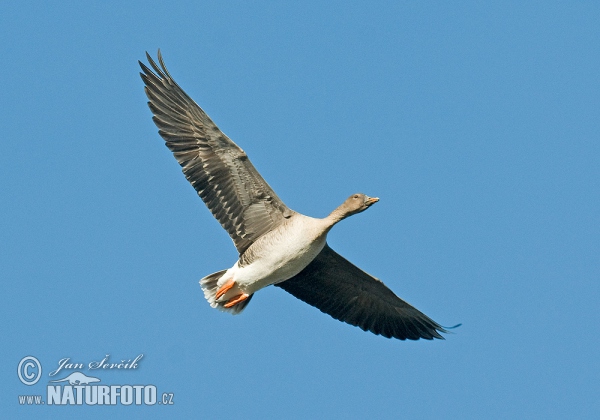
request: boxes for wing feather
[275,244,448,340]
[140,51,293,254]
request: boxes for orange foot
[224,293,250,308]
[215,279,235,300]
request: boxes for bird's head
[338,193,379,218]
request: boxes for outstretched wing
[275,244,448,340]
[140,51,293,254]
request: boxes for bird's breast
[233,216,328,293]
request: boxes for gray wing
[140,51,293,254]
[275,244,448,340]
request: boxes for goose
[139,51,454,341]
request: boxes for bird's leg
[215,279,235,300]
[224,293,250,308]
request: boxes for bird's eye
[353,194,359,199]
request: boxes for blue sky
[1,1,599,418]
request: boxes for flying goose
[139,51,453,340]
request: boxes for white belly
[221,215,328,294]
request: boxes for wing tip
[421,322,461,341]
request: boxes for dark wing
[275,244,448,340]
[139,51,293,254]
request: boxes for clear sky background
[1,1,599,419]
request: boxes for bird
[139,50,455,341]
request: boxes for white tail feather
[199,270,253,315]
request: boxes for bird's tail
[200,270,253,315]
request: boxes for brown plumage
[140,50,455,341]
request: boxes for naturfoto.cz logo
[17,354,174,407]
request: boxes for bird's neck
[325,206,349,228]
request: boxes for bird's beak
[365,196,379,206]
